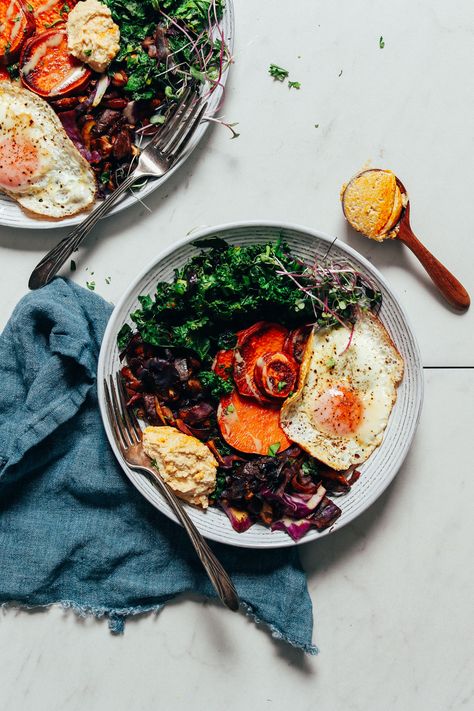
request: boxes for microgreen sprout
[203,115,240,138]
[268,252,382,340]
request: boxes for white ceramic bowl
[98,222,424,548]
[0,2,234,229]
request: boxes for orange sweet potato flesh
[20,29,91,98]
[254,352,298,399]
[0,0,35,65]
[212,349,234,381]
[217,389,292,455]
[234,322,289,403]
[27,0,77,32]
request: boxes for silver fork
[104,373,240,612]
[29,88,207,290]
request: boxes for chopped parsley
[269,65,300,90]
[70,260,77,272]
[86,281,96,291]
[379,36,385,48]
[7,63,19,80]
[268,442,281,457]
[269,64,289,81]
[277,381,287,392]
[210,471,226,502]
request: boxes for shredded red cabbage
[58,111,101,165]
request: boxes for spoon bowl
[342,171,470,311]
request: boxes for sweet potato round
[217,389,292,455]
[233,322,289,403]
[0,0,35,66]
[20,29,91,98]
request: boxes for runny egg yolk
[312,385,363,436]
[0,137,40,190]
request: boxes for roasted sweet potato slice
[284,325,311,363]
[27,0,76,33]
[212,349,234,381]
[254,352,298,399]
[0,0,35,65]
[234,322,289,402]
[20,29,91,98]
[217,389,292,455]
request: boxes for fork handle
[144,466,240,611]
[29,173,142,290]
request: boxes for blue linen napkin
[0,278,317,654]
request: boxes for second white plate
[0,1,234,230]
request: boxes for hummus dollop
[67,0,120,74]
[143,426,217,509]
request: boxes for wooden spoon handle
[397,222,470,310]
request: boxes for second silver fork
[29,87,207,290]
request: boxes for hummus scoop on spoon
[341,169,470,310]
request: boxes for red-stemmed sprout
[269,253,382,353]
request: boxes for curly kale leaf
[198,370,234,400]
[122,239,382,365]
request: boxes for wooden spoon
[342,172,470,310]
[394,179,470,310]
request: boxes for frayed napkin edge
[240,601,318,656]
[0,599,318,656]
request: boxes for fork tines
[104,374,142,451]
[150,86,208,160]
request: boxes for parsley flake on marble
[269,64,289,81]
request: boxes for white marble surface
[0,1,473,709]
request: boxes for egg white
[0,82,96,218]
[280,309,404,470]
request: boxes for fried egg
[0,82,96,218]
[280,309,404,470]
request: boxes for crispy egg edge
[0,81,97,219]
